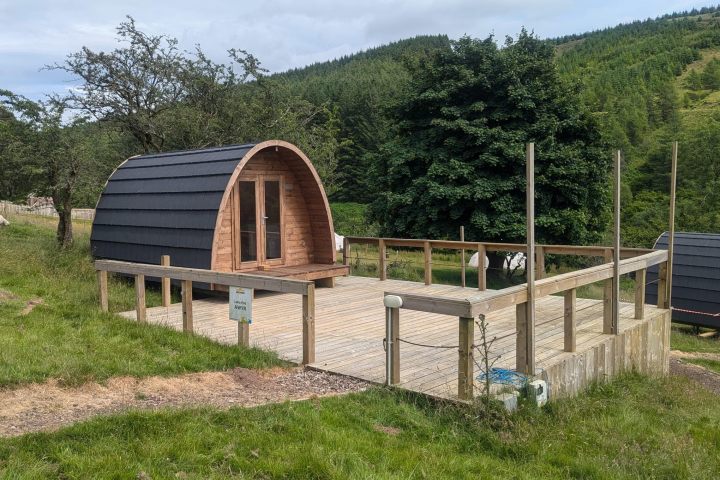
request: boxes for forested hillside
[277,6,720,246]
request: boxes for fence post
[536,245,545,280]
[458,316,474,401]
[515,302,531,374]
[343,237,350,267]
[379,239,387,281]
[603,248,614,334]
[424,241,432,286]
[302,283,316,365]
[657,262,667,309]
[97,270,108,312]
[564,288,576,352]
[477,244,487,291]
[635,268,646,319]
[181,280,193,332]
[460,226,466,288]
[161,255,171,307]
[391,307,400,384]
[135,274,146,323]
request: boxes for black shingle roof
[646,232,720,328]
[91,144,256,269]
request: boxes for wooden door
[234,175,284,270]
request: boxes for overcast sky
[0,0,715,100]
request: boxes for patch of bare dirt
[671,349,720,362]
[20,298,42,315]
[0,289,18,302]
[670,357,720,396]
[0,368,367,437]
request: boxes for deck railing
[95,258,317,365]
[343,236,654,290]
[380,248,669,401]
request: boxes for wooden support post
[635,268,646,320]
[458,316,474,401]
[161,255,171,307]
[460,226,466,288]
[536,245,545,280]
[524,142,536,375]
[343,237,350,267]
[181,280,193,332]
[667,141,678,309]
[391,307,400,384]
[135,274,146,323]
[238,321,250,347]
[97,270,108,312]
[657,262,667,309]
[378,239,387,281]
[603,248,614,334]
[612,149,621,335]
[302,283,316,365]
[516,302,529,374]
[477,244,487,291]
[564,288,576,352]
[424,241,432,286]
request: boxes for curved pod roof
[91,140,335,270]
[646,231,720,328]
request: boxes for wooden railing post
[343,237,350,267]
[635,268,646,319]
[603,248,614,334]
[302,283,316,364]
[564,288,576,352]
[391,307,400,384]
[423,241,432,285]
[161,255,171,307]
[458,316,474,401]
[135,274,146,323]
[460,226,466,288]
[516,302,534,374]
[657,262,667,309]
[97,270,108,312]
[181,280,193,332]
[378,239,387,281]
[477,244,487,291]
[536,245,545,280]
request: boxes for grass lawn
[0,374,719,478]
[0,214,283,388]
[671,325,720,354]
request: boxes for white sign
[229,287,253,324]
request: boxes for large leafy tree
[369,32,611,253]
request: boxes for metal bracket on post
[384,295,403,385]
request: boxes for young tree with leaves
[369,32,610,262]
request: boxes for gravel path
[670,357,720,396]
[0,368,368,437]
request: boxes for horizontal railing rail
[342,235,654,291]
[95,258,317,365]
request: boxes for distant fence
[0,201,95,221]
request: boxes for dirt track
[0,367,367,437]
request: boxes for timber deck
[119,275,665,400]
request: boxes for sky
[0,0,716,101]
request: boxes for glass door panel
[239,181,257,262]
[264,180,281,260]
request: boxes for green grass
[0,374,719,478]
[0,215,283,387]
[671,326,720,354]
[686,358,720,374]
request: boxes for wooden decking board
[120,275,665,400]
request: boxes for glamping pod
[646,232,720,328]
[91,140,348,285]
